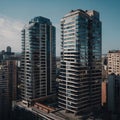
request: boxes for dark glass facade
[58,9,102,115]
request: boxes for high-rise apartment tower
[58,9,102,115]
[107,50,120,75]
[21,17,56,105]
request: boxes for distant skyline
[0,0,120,56]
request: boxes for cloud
[0,16,24,52]
[0,16,61,56]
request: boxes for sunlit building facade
[58,9,102,115]
[107,50,120,75]
[20,16,56,105]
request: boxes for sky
[0,0,120,56]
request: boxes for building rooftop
[30,16,51,24]
[108,50,120,53]
[15,101,101,120]
[62,9,99,20]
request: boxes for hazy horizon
[0,0,120,56]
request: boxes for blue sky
[0,0,120,56]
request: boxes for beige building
[101,81,107,106]
[107,50,120,75]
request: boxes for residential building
[0,47,18,120]
[0,61,10,120]
[20,16,56,106]
[107,73,120,114]
[102,54,108,81]
[0,46,15,61]
[107,50,120,75]
[58,9,102,115]
[101,81,107,106]
[7,60,18,102]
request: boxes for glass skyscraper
[20,16,56,106]
[58,9,102,115]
